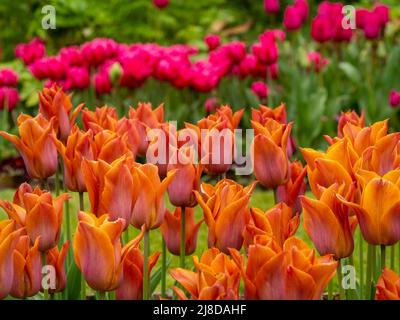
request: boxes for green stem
[366,244,372,299]
[161,237,166,297]
[143,229,150,300]
[55,164,60,196]
[348,255,354,300]
[42,252,49,300]
[371,245,376,299]
[123,229,129,245]
[79,192,84,211]
[390,245,395,270]
[328,281,333,300]
[98,291,106,300]
[337,259,344,300]
[78,191,85,300]
[380,245,386,273]
[273,188,278,205]
[180,207,186,268]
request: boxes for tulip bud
[375,268,400,300]
[389,90,400,108]
[161,207,203,256]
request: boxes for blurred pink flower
[204,34,221,51]
[204,97,218,114]
[0,87,20,111]
[251,81,268,100]
[153,0,169,9]
[95,71,112,96]
[294,0,309,22]
[0,68,18,87]
[283,5,303,31]
[65,67,90,90]
[389,90,400,108]
[15,38,46,65]
[264,0,280,14]
[307,51,329,73]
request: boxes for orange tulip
[0,114,58,179]
[243,203,299,249]
[230,237,338,300]
[301,184,356,259]
[81,157,137,228]
[276,160,307,213]
[251,103,287,126]
[73,211,124,291]
[161,207,203,256]
[130,163,175,230]
[82,106,141,157]
[45,241,69,294]
[10,236,42,299]
[116,229,160,300]
[53,126,96,192]
[0,183,70,251]
[337,110,364,138]
[375,267,400,300]
[251,119,292,188]
[301,142,354,199]
[38,84,83,141]
[251,104,296,155]
[146,122,177,178]
[198,105,243,131]
[129,102,164,157]
[93,129,132,163]
[0,220,24,299]
[170,248,241,300]
[167,145,202,207]
[82,106,119,133]
[194,179,256,253]
[338,170,400,245]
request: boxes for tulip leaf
[150,257,171,295]
[338,62,361,84]
[66,261,82,300]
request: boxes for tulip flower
[264,0,280,15]
[38,85,83,141]
[0,114,58,179]
[129,103,164,157]
[73,211,124,292]
[230,237,338,300]
[0,68,18,87]
[311,16,332,43]
[81,157,137,228]
[161,207,203,256]
[170,248,241,300]
[93,129,133,163]
[390,90,400,108]
[243,203,299,249]
[251,81,268,100]
[375,268,400,300]
[130,163,175,230]
[301,184,356,259]
[0,183,70,251]
[53,126,96,192]
[10,236,42,299]
[153,0,169,9]
[167,145,202,208]
[204,34,221,51]
[81,106,118,133]
[339,171,400,246]
[45,241,69,294]
[15,38,46,65]
[337,110,365,138]
[116,230,160,300]
[195,179,256,253]
[252,103,287,125]
[283,5,303,31]
[0,220,24,299]
[276,160,307,213]
[301,143,354,198]
[0,87,20,111]
[307,51,329,73]
[251,119,292,188]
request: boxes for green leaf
[150,257,171,295]
[66,261,82,300]
[339,62,361,84]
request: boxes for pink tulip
[204,34,221,51]
[0,68,18,87]
[389,90,400,108]
[153,0,169,9]
[0,87,20,111]
[15,38,46,65]
[283,5,303,31]
[264,0,280,15]
[251,81,268,100]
